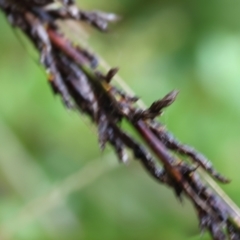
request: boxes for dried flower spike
[0,1,239,240]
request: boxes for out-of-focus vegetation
[0,0,240,239]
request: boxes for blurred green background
[0,0,240,239]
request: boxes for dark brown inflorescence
[0,1,240,239]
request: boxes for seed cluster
[0,1,239,239]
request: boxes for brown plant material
[0,1,240,239]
